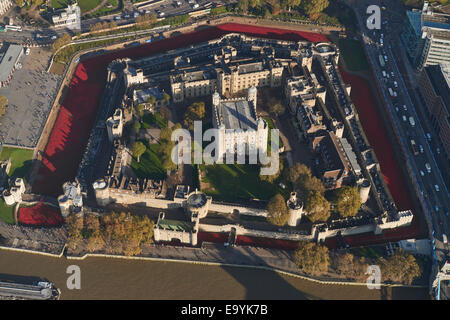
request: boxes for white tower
[358,179,371,204]
[287,192,303,227]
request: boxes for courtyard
[0,146,33,184]
[0,47,62,148]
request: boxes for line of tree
[51,33,72,53]
[66,212,155,256]
[90,21,118,33]
[236,0,330,18]
[283,162,361,222]
[157,123,182,171]
[295,242,423,284]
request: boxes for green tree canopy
[184,101,206,131]
[147,95,156,106]
[132,141,146,162]
[237,0,249,13]
[333,186,361,218]
[268,103,285,117]
[294,241,330,275]
[285,162,311,184]
[301,0,329,17]
[134,121,141,134]
[266,193,289,226]
[135,104,145,118]
[296,174,325,200]
[304,190,330,222]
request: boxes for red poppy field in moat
[29,23,421,248]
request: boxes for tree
[132,141,146,162]
[237,0,249,13]
[301,0,329,18]
[0,95,7,117]
[134,121,141,134]
[147,95,156,107]
[331,252,368,281]
[135,104,145,118]
[304,190,330,222]
[163,93,171,104]
[296,174,325,200]
[285,0,302,11]
[379,249,421,285]
[86,230,105,252]
[286,162,311,184]
[333,186,361,218]
[268,103,285,117]
[184,101,205,131]
[294,241,329,275]
[51,33,71,52]
[266,194,289,226]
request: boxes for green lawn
[350,246,382,259]
[338,39,370,72]
[131,142,166,180]
[265,117,284,151]
[0,147,33,184]
[51,0,103,13]
[142,112,168,130]
[0,199,15,224]
[199,163,290,202]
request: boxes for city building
[2,178,25,206]
[211,87,268,160]
[51,3,81,30]
[0,0,13,16]
[418,63,450,160]
[310,131,352,189]
[133,87,168,111]
[296,103,327,138]
[57,181,83,217]
[401,1,450,69]
[0,43,23,87]
[106,109,123,143]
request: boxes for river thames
[0,250,428,300]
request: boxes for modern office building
[0,0,12,16]
[51,3,81,30]
[418,63,450,160]
[401,1,450,69]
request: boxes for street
[351,0,449,246]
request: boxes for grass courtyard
[0,199,15,224]
[338,39,370,72]
[199,162,290,203]
[51,0,103,13]
[0,146,33,184]
[142,112,168,130]
[131,141,166,180]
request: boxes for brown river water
[0,250,428,300]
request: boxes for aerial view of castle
[0,0,448,302]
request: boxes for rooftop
[218,99,257,131]
[0,44,23,83]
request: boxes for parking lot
[0,47,61,148]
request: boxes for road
[0,0,234,47]
[350,0,449,246]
